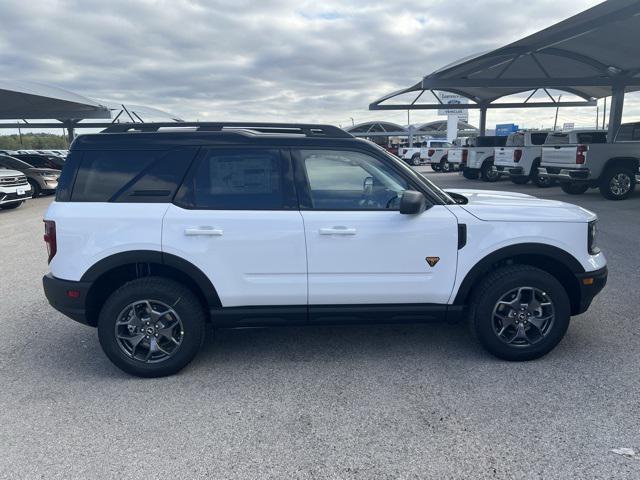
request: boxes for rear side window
[506,134,524,147]
[476,136,507,147]
[175,148,295,210]
[617,124,640,141]
[70,148,197,202]
[577,132,607,144]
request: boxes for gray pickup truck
[539,124,640,200]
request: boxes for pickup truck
[539,125,640,200]
[450,136,506,182]
[0,167,32,209]
[494,131,551,187]
[420,140,452,171]
[399,140,448,166]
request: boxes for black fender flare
[81,250,221,308]
[453,243,585,305]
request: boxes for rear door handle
[319,226,357,235]
[184,227,223,236]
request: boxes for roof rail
[100,122,353,138]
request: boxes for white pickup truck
[494,131,551,187]
[399,140,448,166]
[539,125,640,200]
[0,167,32,209]
[450,136,507,182]
[420,140,452,171]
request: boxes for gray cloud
[1,0,636,130]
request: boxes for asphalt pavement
[1,173,639,479]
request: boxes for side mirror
[399,190,427,215]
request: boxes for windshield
[0,156,31,170]
[368,141,455,205]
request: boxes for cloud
[0,0,637,131]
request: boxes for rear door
[162,147,307,308]
[293,148,458,310]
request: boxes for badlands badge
[425,256,440,267]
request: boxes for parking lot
[1,173,639,480]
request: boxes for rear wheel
[480,160,500,182]
[411,154,421,166]
[599,166,635,200]
[0,201,23,210]
[560,182,589,195]
[98,277,206,378]
[469,265,570,361]
[462,168,479,180]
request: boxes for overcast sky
[1,0,637,131]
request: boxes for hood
[0,168,24,177]
[445,188,596,223]
[27,168,60,175]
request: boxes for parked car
[0,155,60,197]
[494,131,552,187]
[538,127,640,199]
[13,153,65,170]
[0,167,32,209]
[457,136,508,182]
[419,140,452,171]
[42,122,607,377]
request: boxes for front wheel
[440,159,451,173]
[98,277,206,377]
[431,163,442,172]
[560,182,589,195]
[28,179,41,198]
[469,265,570,361]
[530,161,553,188]
[0,201,24,210]
[599,167,636,200]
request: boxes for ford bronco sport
[42,123,608,377]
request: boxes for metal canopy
[370,0,640,140]
[0,79,111,120]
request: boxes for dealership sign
[437,92,469,120]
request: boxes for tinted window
[616,124,640,141]
[577,132,607,144]
[0,156,31,170]
[476,136,507,147]
[16,155,60,169]
[178,148,292,210]
[301,149,409,210]
[530,133,548,145]
[71,148,196,202]
[506,134,524,147]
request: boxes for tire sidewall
[472,269,570,361]
[600,167,635,200]
[98,278,205,377]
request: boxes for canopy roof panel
[345,121,407,134]
[371,0,640,110]
[0,79,111,120]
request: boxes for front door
[294,148,459,308]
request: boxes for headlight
[588,220,599,255]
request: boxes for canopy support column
[607,85,625,143]
[479,105,488,136]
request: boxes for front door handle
[184,227,223,236]
[319,226,357,235]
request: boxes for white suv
[43,123,608,377]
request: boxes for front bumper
[538,167,591,182]
[0,185,32,204]
[43,273,92,326]
[574,266,608,315]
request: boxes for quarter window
[300,149,409,210]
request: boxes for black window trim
[173,146,298,211]
[290,146,438,212]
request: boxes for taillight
[44,220,57,263]
[462,149,468,162]
[514,149,523,162]
[576,144,587,164]
[428,149,435,157]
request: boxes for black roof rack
[100,122,353,138]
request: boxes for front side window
[179,148,293,210]
[300,149,409,210]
